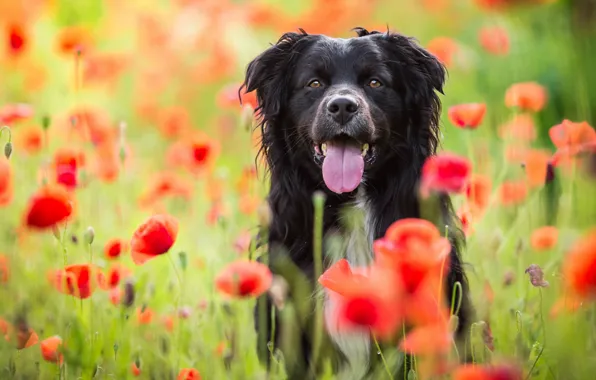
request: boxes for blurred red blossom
[0,103,33,125]
[40,335,63,364]
[130,214,179,265]
[479,26,510,55]
[104,238,129,259]
[0,157,13,207]
[215,260,272,298]
[24,184,73,229]
[453,363,524,380]
[563,229,596,299]
[420,153,471,197]
[49,263,103,299]
[448,103,487,129]
[505,82,548,112]
[178,368,201,380]
[427,37,458,67]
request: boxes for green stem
[373,334,394,380]
[311,191,326,371]
[0,126,12,142]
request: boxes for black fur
[241,27,473,379]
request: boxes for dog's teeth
[361,143,369,157]
[321,143,327,156]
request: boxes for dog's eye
[308,80,322,88]
[368,79,382,88]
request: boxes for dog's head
[242,28,446,195]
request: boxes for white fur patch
[324,188,375,379]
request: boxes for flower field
[1,0,596,379]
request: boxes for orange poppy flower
[131,362,141,377]
[399,322,452,355]
[104,238,128,259]
[464,174,492,215]
[139,172,193,208]
[530,226,558,251]
[498,180,527,206]
[0,318,10,341]
[0,157,13,207]
[505,82,548,112]
[549,120,596,158]
[420,153,472,197]
[24,184,73,229]
[16,328,38,349]
[550,294,583,318]
[14,126,43,154]
[453,363,524,380]
[49,263,103,299]
[427,37,458,67]
[136,306,154,325]
[130,214,179,265]
[40,335,63,364]
[562,230,596,298]
[448,103,487,129]
[6,22,28,58]
[162,315,175,332]
[215,260,272,298]
[178,368,201,380]
[504,144,530,164]
[0,254,8,283]
[0,103,33,125]
[56,26,93,56]
[239,194,260,215]
[524,149,551,187]
[157,106,191,139]
[69,108,115,146]
[478,26,509,55]
[498,114,536,142]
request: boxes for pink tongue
[322,142,364,194]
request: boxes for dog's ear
[240,30,311,124]
[377,32,447,155]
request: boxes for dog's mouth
[313,136,375,194]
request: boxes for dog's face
[243,28,446,195]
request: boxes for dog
[241,27,473,379]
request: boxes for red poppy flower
[0,157,13,207]
[109,287,122,305]
[104,238,128,259]
[52,147,85,190]
[420,153,472,197]
[0,103,33,125]
[41,335,63,364]
[178,368,201,380]
[448,103,487,129]
[457,207,474,237]
[0,254,8,283]
[139,172,193,208]
[426,37,458,67]
[530,226,558,251]
[498,180,528,206]
[24,184,73,229]
[136,307,154,325]
[453,363,524,380]
[562,229,596,298]
[498,114,536,142]
[505,82,548,112]
[131,362,141,377]
[56,26,93,56]
[130,214,179,265]
[399,322,453,355]
[49,263,103,299]
[100,263,132,289]
[549,120,596,161]
[550,294,583,318]
[478,26,509,55]
[215,260,272,298]
[6,23,27,57]
[464,174,492,216]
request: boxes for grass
[1,0,596,379]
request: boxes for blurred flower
[0,254,8,283]
[448,103,487,129]
[24,184,73,229]
[457,207,474,236]
[162,315,175,332]
[215,260,272,298]
[109,287,122,306]
[420,153,471,197]
[562,229,596,298]
[399,322,453,354]
[139,172,193,209]
[136,306,154,325]
[101,263,132,289]
[49,264,103,299]
[233,230,252,254]
[498,114,536,142]
[104,238,128,259]
[498,180,527,206]
[549,120,596,168]
[83,53,128,85]
[0,157,13,207]
[131,362,141,377]
[453,363,524,380]
[478,26,509,55]
[5,22,27,58]
[505,82,548,112]
[0,103,33,125]
[464,174,492,216]
[55,26,93,56]
[52,147,85,190]
[178,368,201,380]
[40,335,63,364]
[530,226,558,251]
[524,149,551,188]
[239,194,260,215]
[504,145,530,164]
[16,328,38,349]
[525,264,549,287]
[157,106,191,139]
[550,294,583,317]
[130,214,179,265]
[14,125,43,155]
[217,83,258,110]
[427,37,458,67]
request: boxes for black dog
[241,27,473,379]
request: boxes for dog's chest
[324,193,377,378]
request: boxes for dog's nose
[327,96,359,125]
